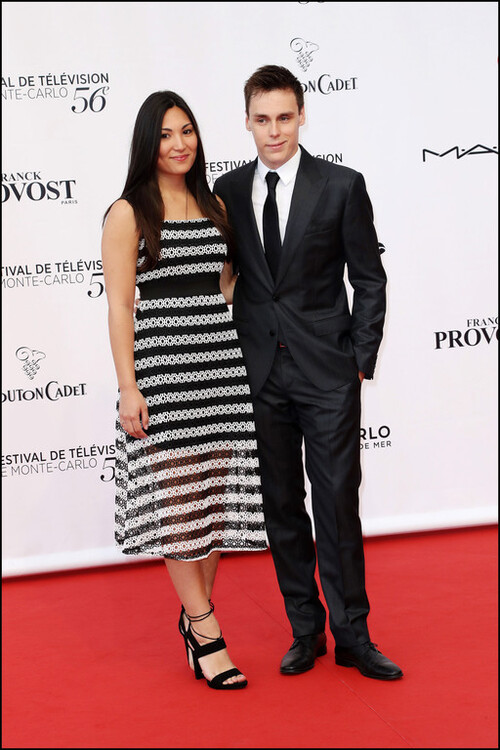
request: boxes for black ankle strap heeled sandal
[183,603,247,690]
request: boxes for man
[214,65,402,680]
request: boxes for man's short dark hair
[244,65,304,114]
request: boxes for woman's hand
[119,386,149,438]
[219,260,237,305]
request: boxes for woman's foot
[188,611,246,687]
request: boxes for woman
[101,91,267,690]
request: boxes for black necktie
[263,171,281,280]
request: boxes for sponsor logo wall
[2,1,498,575]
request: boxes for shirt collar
[256,146,302,186]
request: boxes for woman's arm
[101,199,149,438]
[219,259,237,305]
[215,195,237,305]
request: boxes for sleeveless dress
[114,218,267,560]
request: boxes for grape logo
[16,347,46,380]
[289,36,358,94]
[4,348,87,404]
[291,38,320,71]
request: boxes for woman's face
[157,106,198,177]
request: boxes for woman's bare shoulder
[215,194,227,214]
[106,198,135,223]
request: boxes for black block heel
[178,604,191,670]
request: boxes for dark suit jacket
[214,146,386,395]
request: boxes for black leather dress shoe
[280,633,327,675]
[335,642,403,680]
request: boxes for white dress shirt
[252,147,302,247]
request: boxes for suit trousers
[252,345,370,648]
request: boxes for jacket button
[269,330,276,336]
[272,294,280,302]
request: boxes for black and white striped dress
[114,218,267,560]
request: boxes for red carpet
[2,526,498,748]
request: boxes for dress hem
[117,543,269,562]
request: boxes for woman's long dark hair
[104,91,234,270]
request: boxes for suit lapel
[276,148,327,286]
[233,160,274,286]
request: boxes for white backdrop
[2,1,498,576]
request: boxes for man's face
[245,88,305,170]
